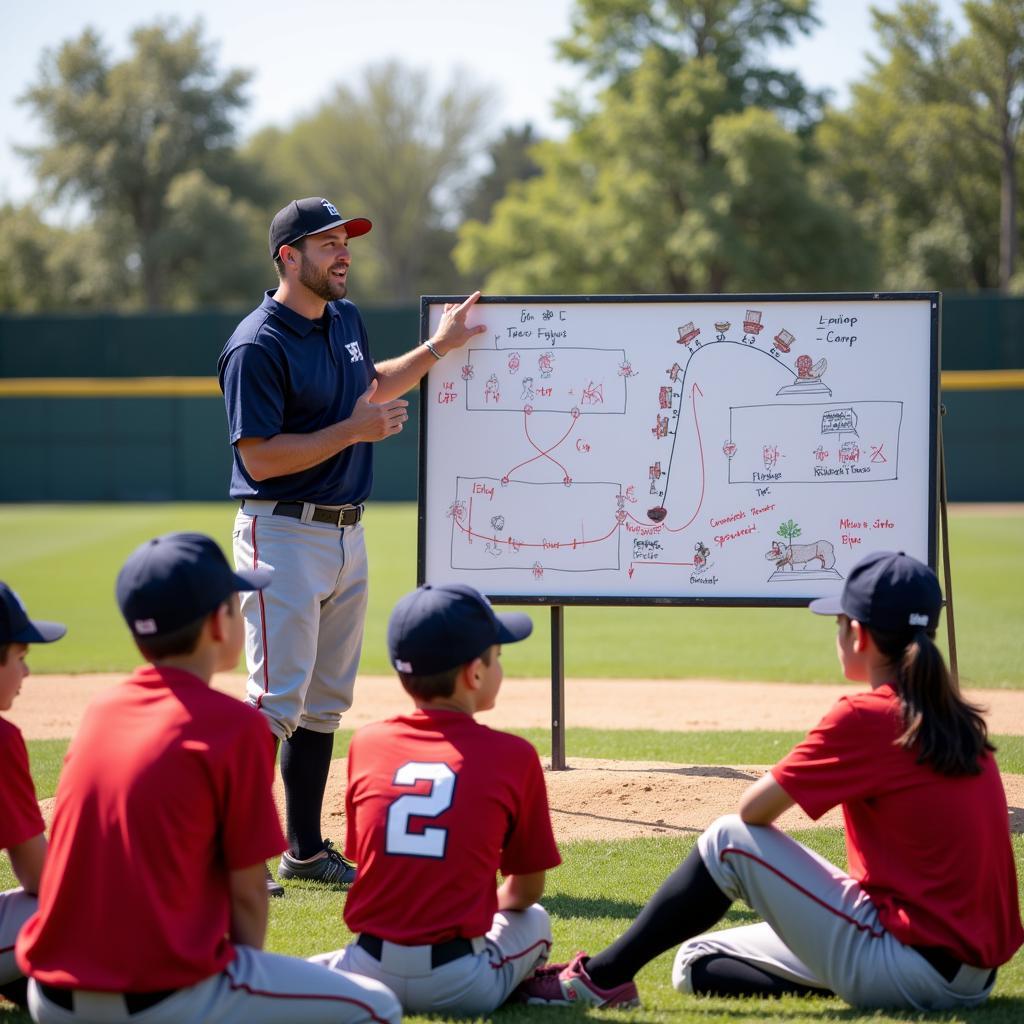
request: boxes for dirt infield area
[13,674,1024,843]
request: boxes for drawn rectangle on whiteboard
[727,402,903,484]
[419,294,938,606]
[450,477,621,573]
[464,347,627,414]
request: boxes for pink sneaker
[517,951,641,1008]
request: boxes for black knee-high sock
[586,847,731,989]
[689,955,830,998]
[280,727,335,859]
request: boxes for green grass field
[3,803,1023,1024]
[1,503,1022,686]
[18,730,1024,803]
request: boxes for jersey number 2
[385,762,456,858]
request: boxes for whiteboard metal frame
[418,292,940,608]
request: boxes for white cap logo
[395,658,413,673]
[134,618,158,635]
[321,198,340,217]
[908,613,929,627]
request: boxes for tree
[459,124,543,225]
[816,0,1024,291]
[247,61,493,304]
[19,20,269,308]
[0,203,131,312]
[456,0,873,294]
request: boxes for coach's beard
[300,260,348,302]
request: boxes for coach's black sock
[281,727,336,859]
[586,847,731,990]
[690,954,830,998]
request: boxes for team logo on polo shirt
[345,342,363,363]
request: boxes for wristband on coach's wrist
[424,340,443,361]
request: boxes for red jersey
[0,716,44,852]
[343,709,561,944]
[17,666,286,990]
[773,684,1023,967]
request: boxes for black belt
[357,932,476,969]
[38,983,178,1014]
[270,501,363,527]
[911,945,995,986]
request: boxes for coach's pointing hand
[431,291,487,355]
[350,378,409,441]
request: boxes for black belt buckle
[267,501,362,527]
[38,984,176,1015]
[310,504,362,527]
[912,945,962,983]
[431,936,474,968]
[124,989,177,1013]
[38,985,73,1011]
[356,933,474,969]
[357,932,384,960]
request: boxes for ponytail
[868,626,994,775]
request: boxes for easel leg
[551,605,566,770]
[938,412,959,687]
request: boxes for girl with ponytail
[521,551,1022,1012]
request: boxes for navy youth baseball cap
[269,197,372,259]
[388,583,533,675]
[0,582,66,644]
[809,550,943,633]
[116,532,272,638]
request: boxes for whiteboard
[418,294,939,606]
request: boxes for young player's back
[16,533,401,1024]
[344,709,557,944]
[315,582,560,1015]
[18,665,281,990]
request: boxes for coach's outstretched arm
[372,291,487,403]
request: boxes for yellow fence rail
[0,370,1023,398]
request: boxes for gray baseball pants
[1,888,35,985]
[313,905,552,1015]
[675,815,996,1011]
[27,945,400,1024]
[233,503,368,740]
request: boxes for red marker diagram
[423,298,933,600]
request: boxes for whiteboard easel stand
[551,606,566,770]
[938,406,959,687]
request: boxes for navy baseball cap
[809,550,943,633]
[0,582,66,644]
[116,532,272,638]
[269,197,372,258]
[388,583,533,675]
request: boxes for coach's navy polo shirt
[218,291,376,505]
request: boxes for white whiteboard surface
[419,295,939,605]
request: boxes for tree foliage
[456,0,873,294]
[816,0,1024,291]
[18,20,269,309]
[459,124,544,226]
[246,61,493,304]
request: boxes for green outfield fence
[0,297,1021,502]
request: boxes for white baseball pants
[675,815,996,1011]
[233,504,368,740]
[27,946,400,1024]
[313,905,552,1015]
